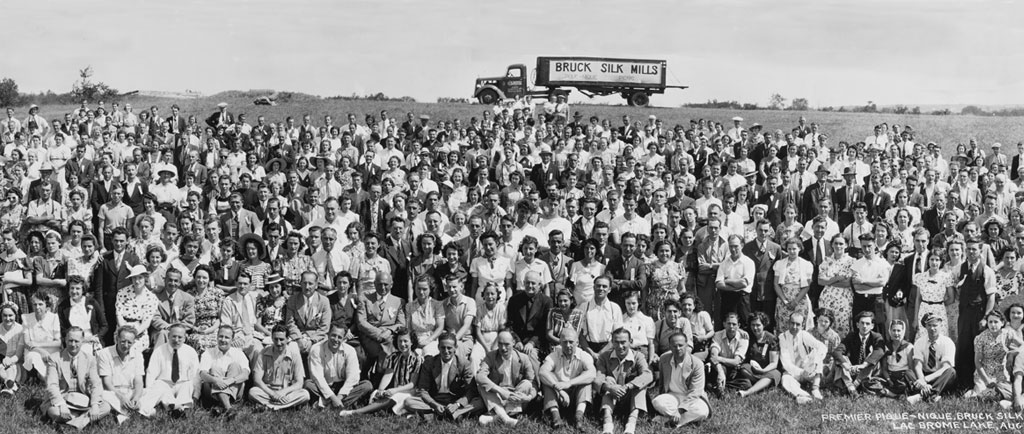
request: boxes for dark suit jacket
[530,163,560,197]
[605,255,648,305]
[205,111,234,129]
[166,115,187,135]
[742,239,781,303]
[1012,155,1021,181]
[382,237,413,299]
[506,291,551,347]
[121,180,148,215]
[569,218,596,257]
[90,179,115,211]
[57,296,108,340]
[801,183,834,222]
[416,355,476,401]
[864,190,892,222]
[181,163,209,188]
[358,198,390,237]
[64,157,95,186]
[355,163,382,189]
[27,179,61,204]
[921,207,942,237]
[833,330,885,367]
[834,185,866,216]
[476,349,534,390]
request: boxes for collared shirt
[542,347,594,382]
[610,214,651,241]
[603,348,640,385]
[96,346,144,392]
[308,341,359,396]
[912,335,956,373]
[779,329,826,375]
[199,346,251,378]
[697,236,729,270]
[146,343,200,387]
[581,299,623,344]
[313,248,351,287]
[443,295,476,338]
[67,298,92,335]
[513,257,553,291]
[715,254,755,293]
[622,312,655,347]
[841,221,874,244]
[849,256,890,295]
[255,344,305,388]
[470,256,512,303]
[711,329,750,360]
[438,358,454,394]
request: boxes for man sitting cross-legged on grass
[96,326,145,425]
[906,312,957,404]
[403,331,484,421]
[304,324,373,410]
[831,310,886,397]
[198,325,251,418]
[40,327,110,429]
[539,328,597,429]
[652,330,710,427]
[475,329,537,427]
[248,325,310,411]
[706,312,751,397]
[139,324,200,418]
[779,312,827,404]
[594,327,653,434]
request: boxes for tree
[788,98,809,111]
[71,66,118,102]
[0,78,18,107]
[768,93,786,110]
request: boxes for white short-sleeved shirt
[912,335,956,373]
[96,346,144,391]
[471,256,513,302]
[772,257,813,288]
[716,254,756,294]
[622,312,655,347]
[199,346,251,377]
[849,256,891,295]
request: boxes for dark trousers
[696,271,718,323]
[707,364,752,392]
[750,285,777,332]
[853,293,885,334]
[956,304,986,389]
[909,368,957,397]
[303,379,373,408]
[718,291,751,328]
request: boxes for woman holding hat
[116,264,158,355]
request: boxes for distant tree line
[1,66,120,107]
[326,92,416,102]
[684,94,1022,117]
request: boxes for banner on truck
[543,59,662,85]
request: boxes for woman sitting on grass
[339,328,421,417]
[0,303,24,396]
[964,310,1023,404]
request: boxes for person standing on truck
[554,95,570,123]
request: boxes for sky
[3,0,1023,108]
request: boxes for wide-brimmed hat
[732,116,743,122]
[127,265,149,279]
[265,273,284,286]
[157,164,177,177]
[237,233,267,259]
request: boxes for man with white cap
[985,142,1008,169]
[23,104,50,137]
[205,102,233,130]
[727,117,744,143]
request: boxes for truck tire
[477,89,499,105]
[629,92,650,107]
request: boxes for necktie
[860,336,868,363]
[927,342,937,370]
[814,241,822,266]
[71,357,79,380]
[171,349,180,383]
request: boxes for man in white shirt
[97,327,145,424]
[906,313,957,404]
[779,312,827,404]
[841,203,873,252]
[716,235,755,327]
[580,276,623,357]
[609,194,650,245]
[539,328,597,429]
[850,234,890,331]
[305,325,372,410]
[138,324,200,418]
[312,227,351,292]
[249,325,311,411]
[198,326,251,418]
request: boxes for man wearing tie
[152,269,197,347]
[41,328,110,429]
[204,102,233,130]
[906,313,957,404]
[570,199,598,259]
[801,217,831,310]
[864,176,892,223]
[167,104,186,137]
[901,229,931,338]
[357,271,406,371]
[94,228,140,344]
[219,193,261,239]
[285,271,333,354]
[219,272,263,357]
[403,332,485,420]
[381,217,413,299]
[835,167,865,229]
[138,324,200,418]
[531,148,560,199]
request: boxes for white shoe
[479,415,494,426]
[602,422,614,434]
[907,394,922,404]
[115,415,129,425]
[1000,400,1013,410]
[811,389,823,400]
[796,396,812,405]
[339,410,355,417]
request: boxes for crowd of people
[0,98,1023,432]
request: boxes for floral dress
[773,257,815,332]
[186,288,225,351]
[973,328,1020,386]
[818,255,855,337]
[645,260,685,322]
[115,288,159,355]
[0,204,24,233]
[994,270,1023,305]
[274,254,315,288]
[913,271,952,337]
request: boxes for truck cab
[473,64,528,105]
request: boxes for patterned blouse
[378,351,422,387]
[274,254,315,287]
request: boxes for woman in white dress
[568,239,606,305]
[21,293,61,381]
[773,237,815,332]
[0,303,24,396]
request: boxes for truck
[472,56,687,107]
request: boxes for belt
[921,300,944,305]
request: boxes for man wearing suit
[743,219,782,331]
[219,193,261,239]
[652,330,710,427]
[204,103,234,130]
[120,163,148,215]
[93,228,140,344]
[801,216,832,310]
[27,162,63,204]
[801,167,834,223]
[759,176,786,228]
[506,271,552,363]
[832,311,886,396]
[453,216,484,268]
[539,328,597,429]
[41,328,110,429]
[356,271,406,370]
[181,151,208,188]
[570,198,598,258]
[285,271,333,354]
[531,149,560,199]
[1011,142,1023,181]
[538,230,573,297]
[355,151,383,190]
[403,331,485,420]
[381,218,413,299]
[166,105,187,137]
[64,144,95,187]
[605,233,648,308]
[151,269,197,348]
[921,195,945,239]
[475,330,537,426]
[591,223,620,264]
[864,176,892,223]
[594,328,654,434]
[358,183,389,237]
[834,167,866,229]
[90,164,116,226]
[900,228,931,338]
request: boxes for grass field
[27,93,1024,153]
[1,383,1019,434]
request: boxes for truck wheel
[629,92,650,107]
[477,89,499,105]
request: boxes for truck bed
[534,56,667,89]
